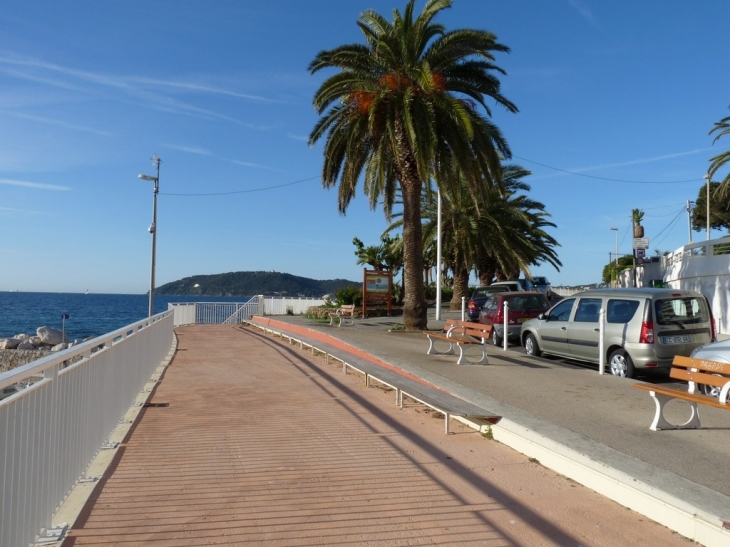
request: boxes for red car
[478,292,551,346]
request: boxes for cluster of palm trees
[309,0,557,329]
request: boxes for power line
[512,155,701,184]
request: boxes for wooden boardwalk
[61,325,690,546]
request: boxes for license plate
[662,335,691,344]
[518,317,530,323]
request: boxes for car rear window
[606,299,639,324]
[654,297,710,326]
[504,294,549,311]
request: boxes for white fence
[0,311,175,547]
[170,296,325,326]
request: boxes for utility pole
[686,200,694,243]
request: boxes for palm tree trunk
[400,178,428,329]
[450,265,469,310]
[477,256,497,286]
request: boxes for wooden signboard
[362,269,392,318]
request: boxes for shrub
[335,285,362,306]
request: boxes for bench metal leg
[426,335,455,356]
[455,344,489,365]
[648,391,701,431]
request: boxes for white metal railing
[0,311,175,547]
[169,296,326,326]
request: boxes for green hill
[155,271,360,297]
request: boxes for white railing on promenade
[0,311,175,547]
[169,296,325,326]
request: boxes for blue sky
[1,0,728,294]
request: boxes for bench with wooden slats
[328,304,356,327]
[425,319,493,365]
[633,354,730,431]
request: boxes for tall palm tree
[709,106,730,198]
[308,0,516,329]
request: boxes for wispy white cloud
[0,178,71,191]
[229,159,289,173]
[0,206,46,214]
[570,148,712,173]
[527,148,713,182]
[567,0,599,27]
[0,52,273,128]
[287,133,309,142]
[162,144,212,156]
[0,110,111,136]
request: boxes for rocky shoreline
[0,326,81,374]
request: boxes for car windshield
[654,297,710,327]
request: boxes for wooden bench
[425,319,493,365]
[328,304,356,327]
[633,355,730,431]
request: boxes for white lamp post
[139,154,161,317]
[703,174,710,240]
[610,227,619,287]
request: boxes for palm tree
[632,209,645,238]
[473,165,561,285]
[709,106,730,198]
[308,0,516,329]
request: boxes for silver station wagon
[520,288,715,378]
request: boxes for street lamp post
[610,227,619,287]
[139,154,161,317]
[703,174,710,240]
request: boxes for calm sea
[0,292,250,341]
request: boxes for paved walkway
[61,324,698,547]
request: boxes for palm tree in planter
[632,209,645,238]
[308,0,517,329]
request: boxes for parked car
[520,288,715,378]
[507,278,536,291]
[532,276,551,298]
[489,279,535,292]
[478,292,551,346]
[690,338,730,397]
[466,285,510,321]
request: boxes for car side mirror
[539,313,547,321]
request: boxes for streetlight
[139,154,161,317]
[610,227,619,287]
[703,174,711,241]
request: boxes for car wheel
[700,375,723,398]
[492,327,503,346]
[524,333,541,357]
[609,349,636,378]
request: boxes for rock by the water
[17,340,36,350]
[37,326,68,346]
[1,338,21,349]
[51,342,69,352]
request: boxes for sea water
[0,292,250,341]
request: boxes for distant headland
[155,271,360,298]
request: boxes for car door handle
[560,326,567,330]
[593,328,600,332]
